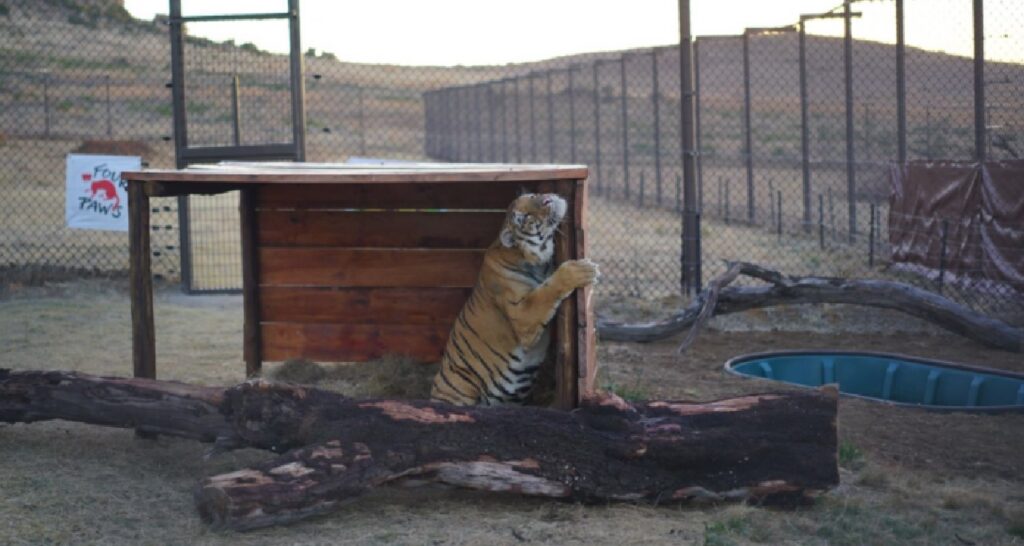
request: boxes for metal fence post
[488,83,497,162]
[444,89,453,159]
[287,0,306,161]
[568,66,577,164]
[592,60,603,195]
[619,53,630,200]
[693,38,704,213]
[441,89,448,159]
[499,79,508,163]
[679,0,700,296]
[529,73,537,161]
[819,193,825,250]
[464,86,472,161]
[168,0,192,292]
[869,203,876,267]
[799,20,811,232]
[459,86,467,161]
[651,48,663,207]
[438,89,445,158]
[896,0,907,164]
[478,84,487,162]
[844,0,857,241]
[43,72,50,138]
[105,74,112,138]
[432,89,439,159]
[938,219,949,293]
[725,180,730,224]
[357,86,366,156]
[546,69,555,162]
[513,76,522,162]
[426,90,433,157]
[639,170,645,207]
[973,0,986,162]
[742,30,755,223]
[231,74,242,146]
[776,190,783,239]
[676,174,682,212]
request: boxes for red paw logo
[83,174,121,211]
[78,171,122,217]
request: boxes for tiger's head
[499,193,567,264]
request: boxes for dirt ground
[1,278,1023,545]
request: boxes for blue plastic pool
[726,351,1024,412]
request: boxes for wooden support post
[573,178,596,399]
[240,187,262,377]
[129,182,155,380]
[553,179,580,410]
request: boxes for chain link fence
[1,0,1022,324]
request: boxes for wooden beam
[128,182,155,380]
[259,248,485,288]
[553,180,579,410]
[240,188,262,377]
[573,178,597,398]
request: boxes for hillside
[1,0,1020,163]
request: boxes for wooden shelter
[121,162,596,409]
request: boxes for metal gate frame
[168,0,306,293]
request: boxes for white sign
[65,154,140,232]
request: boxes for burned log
[597,262,1023,353]
[1,369,839,531]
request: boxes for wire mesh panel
[904,0,976,162]
[984,1,1024,161]
[1,0,1022,324]
[0,3,179,280]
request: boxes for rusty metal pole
[620,54,630,198]
[546,70,555,162]
[568,66,577,164]
[896,0,907,164]
[231,75,241,146]
[357,86,366,156]
[973,0,986,162]
[694,39,704,213]
[679,0,700,294]
[529,72,537,161]
[592,60,603,195]
[652,48,663,207]
[844,0,857,241]
[105,74,113,138]
[513,77,521,162]
[287,0,305,161]
[742,30,755,223]
[499,79,508,163]
[799,20,811,232]
[491,80,499,161]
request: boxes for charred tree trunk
[597,262,1023,353]
[1,369,839,531]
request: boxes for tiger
[429,192,599,406]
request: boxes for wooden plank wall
[253,182,522,363]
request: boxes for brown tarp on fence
[889,160,1024,291]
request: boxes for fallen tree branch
[676,263,742,354]
[1,369,839,531]
[597,262,1023,353]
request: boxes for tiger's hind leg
[430,355,482,406]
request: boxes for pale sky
[124,0,1016,66]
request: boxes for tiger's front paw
[556,259,600,290]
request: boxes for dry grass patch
[2,279,1023,545]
